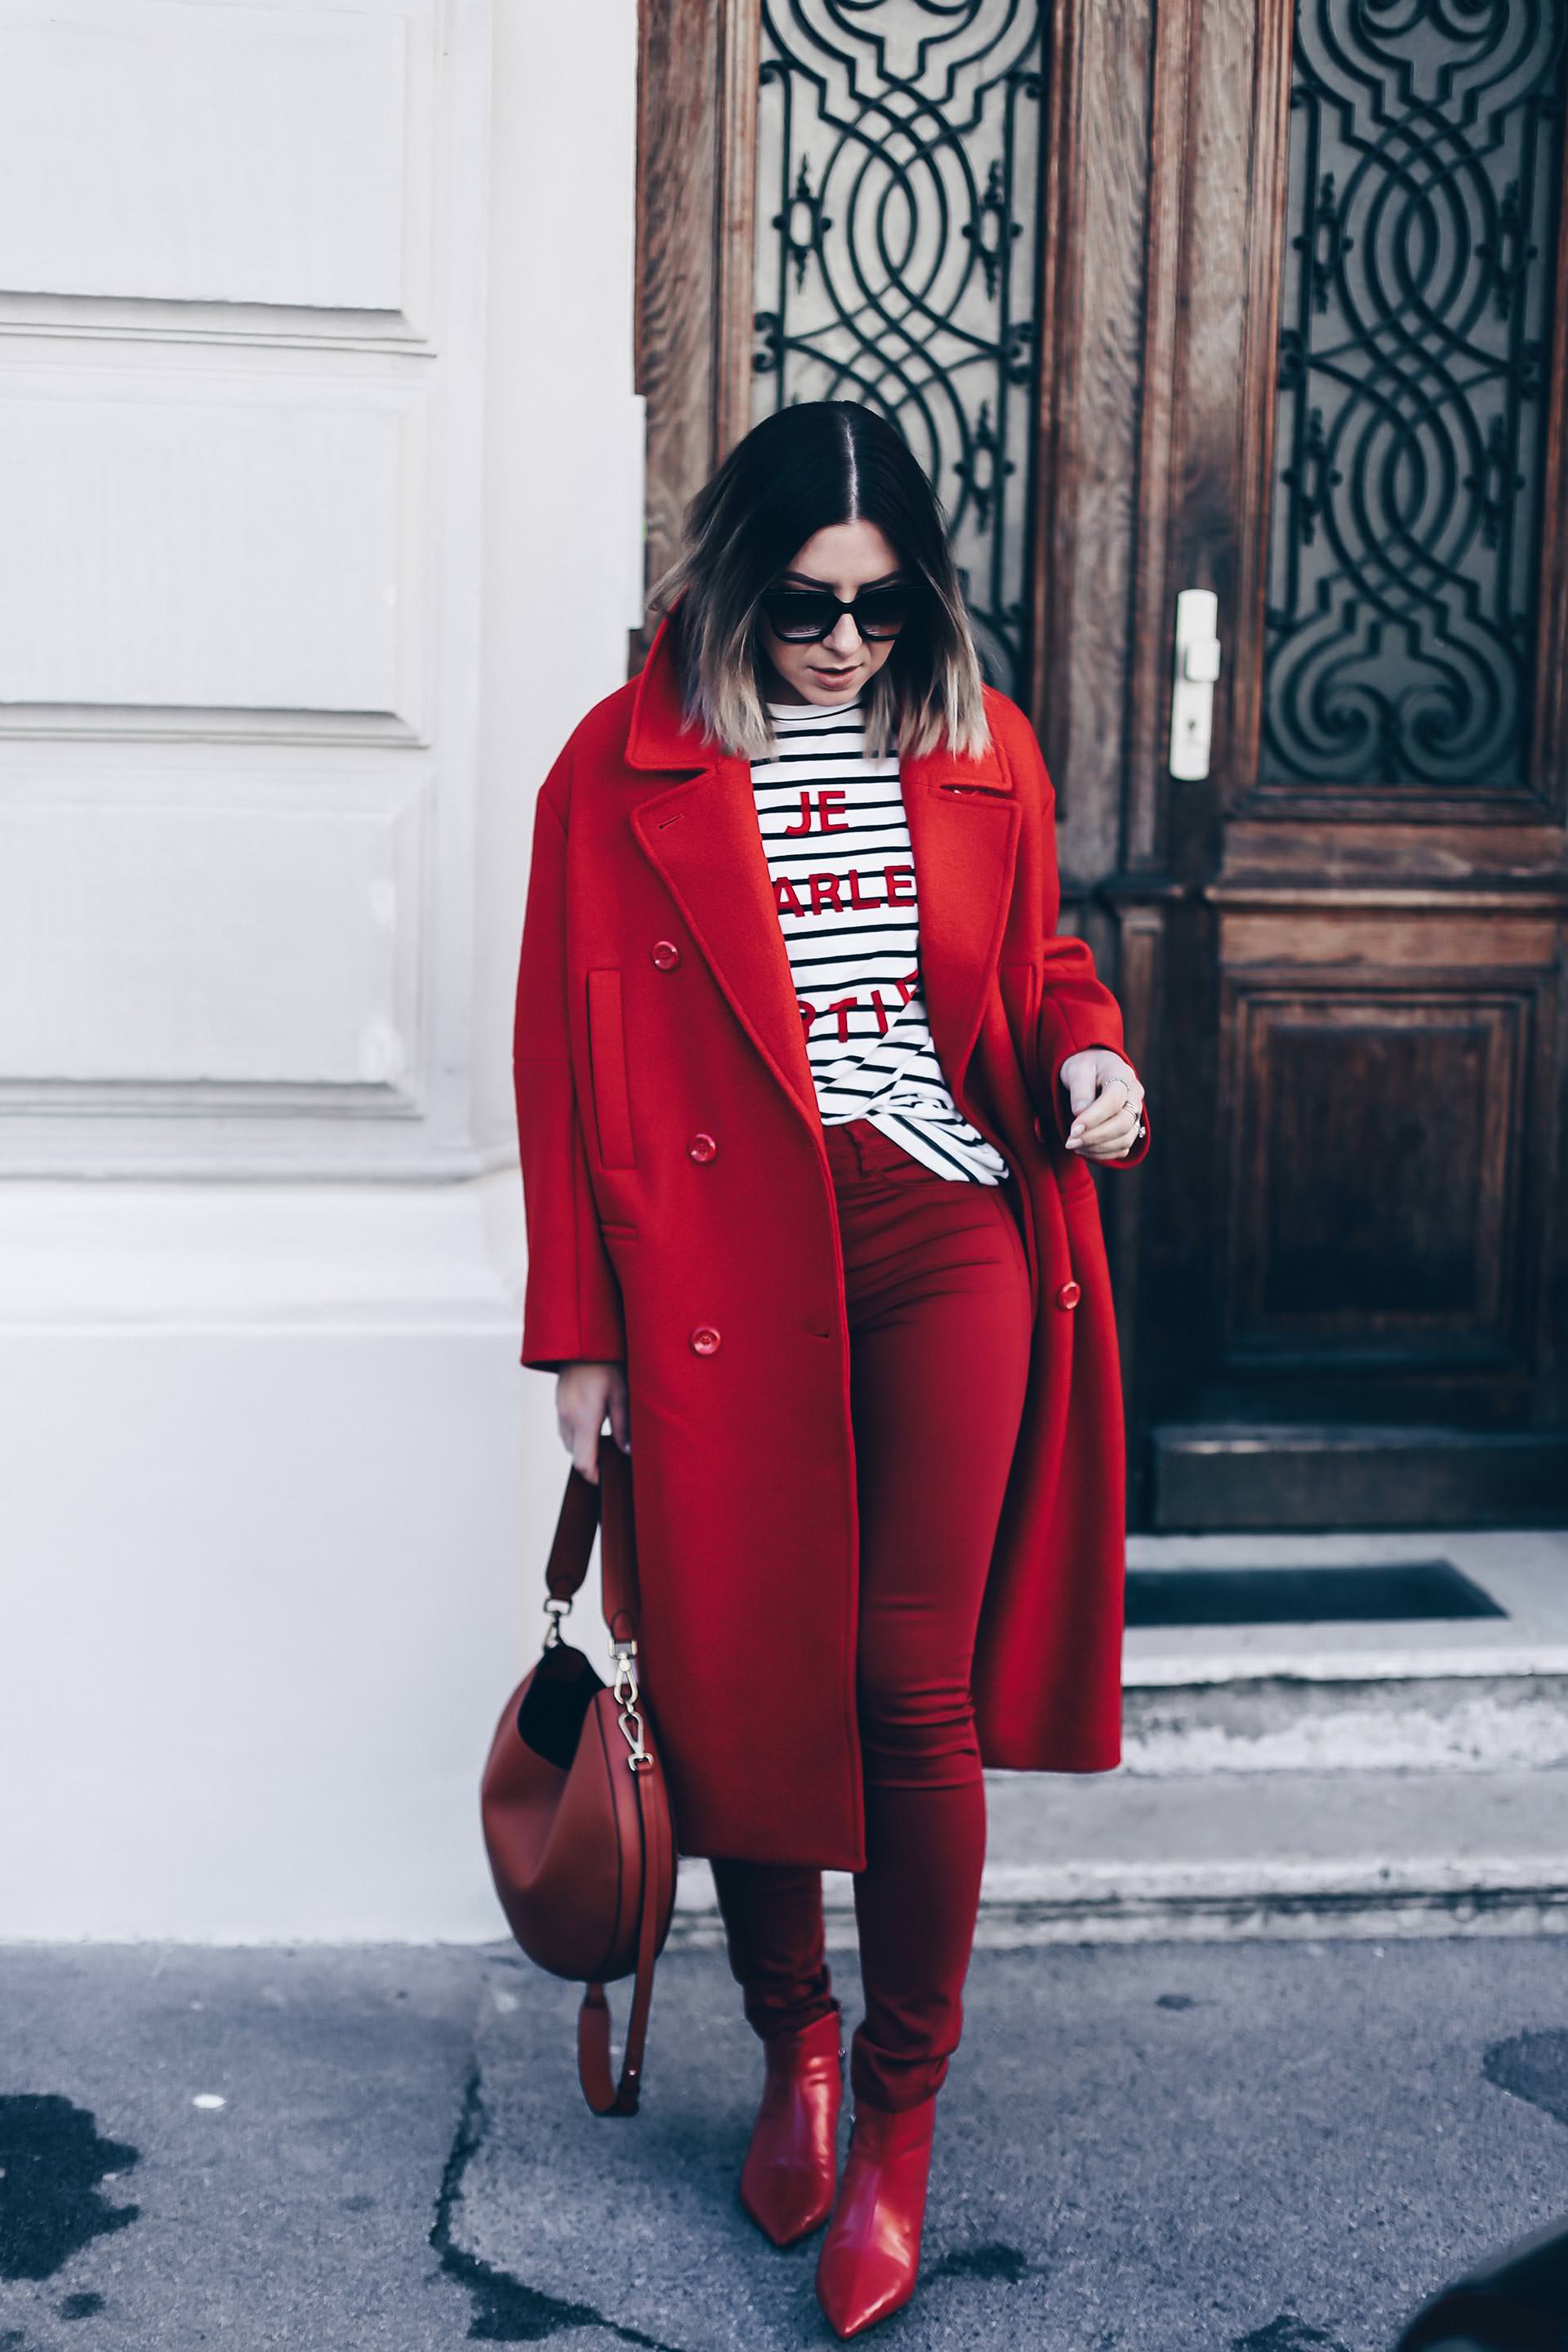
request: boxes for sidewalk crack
[430,2063,685,2349]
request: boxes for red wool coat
[513,610,1150,1871]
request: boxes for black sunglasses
[759,579,920,644]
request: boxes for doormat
[1125,1560,1507,1628]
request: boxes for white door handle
[1169,589,1222,780]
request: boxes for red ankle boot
[738,2007,844,2247]
[813,2094,936,2338]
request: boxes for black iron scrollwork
[1263,0,1568,796]
[752,0,1045,701]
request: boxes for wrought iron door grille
[1262,0,1568,797]
[752,0,1046,702]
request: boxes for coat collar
[623,606,1019,1132]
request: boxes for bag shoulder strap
[544,1432,665,2117]
[574,1748,671,2117]
[544,1436,639,1642]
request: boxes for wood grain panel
[1222,911,1559,973]
[1122,0,1203,874]
[633,0,755,672]
[1534,85,1568,815]
[1223,988,1530,1355]
[1027,0,1150,857]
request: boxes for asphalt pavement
[2,1936,1565,2351]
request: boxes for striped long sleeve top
[751,690,1011,1183]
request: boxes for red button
[689,1325,721,1355]
[651,938,681,970]
[688,1132,717,1163]
[1055,1280,1081,1311]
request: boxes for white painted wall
[0,0,644,1937]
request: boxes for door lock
[1169,590,1223,781]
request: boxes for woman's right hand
[555,1361,630,1482]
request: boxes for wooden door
[633,0,1568,1530]
[1130,0,1568,1527]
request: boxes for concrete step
[1118,1527,1568,1774]
[1148,1419,1568,1530]
[1119,1667,1568,1775]
[667,1534,1568,1944]
[671,1768,1568,1947]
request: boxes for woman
[512,400,1148,2339]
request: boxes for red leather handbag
[480,1431,678,2115]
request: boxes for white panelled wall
[0,0,644,1936]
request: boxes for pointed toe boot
[738,2006,845,2247]
[813,2094,936,2338]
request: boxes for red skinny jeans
[709,1115,1033,2113]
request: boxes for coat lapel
[902,748,1022,1104]
[631,753,822,1122]
[624,612,1021,1128]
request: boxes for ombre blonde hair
[646,401,991,764]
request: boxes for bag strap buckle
[612,1638,653,1772]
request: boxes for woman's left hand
[1059,1049,1146,1161]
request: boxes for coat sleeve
[512,755,628,1372]
[1007,706,1152,1170]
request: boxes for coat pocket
[999,959,1044,1106]
[586,968,636,1169]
